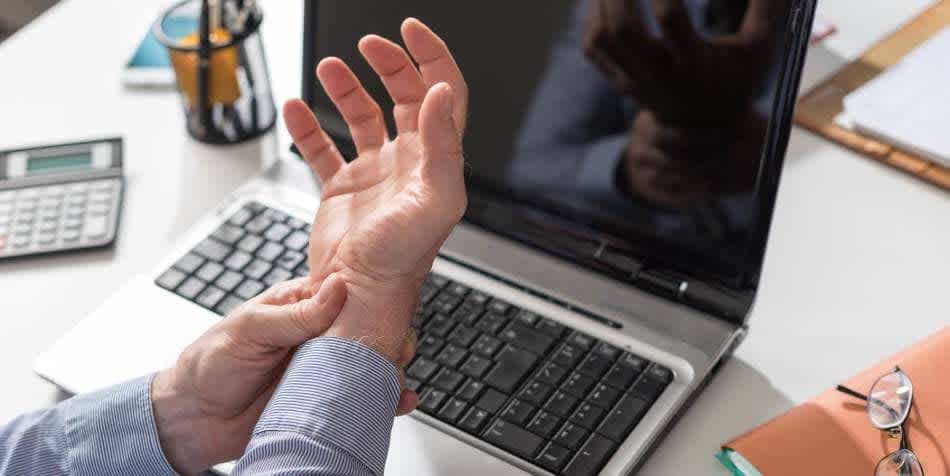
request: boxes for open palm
[283,18,468,360]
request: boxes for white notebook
[843,27,950,167]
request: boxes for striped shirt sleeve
[233,337,402,476]
[0,375,178,475]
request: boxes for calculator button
[176,278,207,300]
[67,195,87,206]
[90,192,112,204]
[62,230,81,242]
[19,189,39,199]
[83,216,109,238]
[65,207,84,218]
[196,286,227,309]
[91,181,115,192]
[36,233,56,246]
[0,191,14,202]
[0,203,11,214]
[16,213,35,224]
[89,204,111,216]
[66,183,89,193]
[14,224,32,236]
[157,269,188,290]
[44,185,65,196]
[38,222,57,234]
[12,236,31,248]
[63,218,82,230]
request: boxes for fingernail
[316,273,338,304]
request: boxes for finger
[317,57,388,155]
[396,388,419,416]
[651,0,698,49]
[401,18,468,133]
[358,35,428,134]
[284,99,345,183]
[418,82,463,182]
[253,277,312,306]
[229,274,347,349]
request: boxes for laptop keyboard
[155,201,673,476]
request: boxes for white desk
[1,1,947,474]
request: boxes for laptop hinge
[634,268,750,323]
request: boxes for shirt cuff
[254,337,401,476]
[63,374,178,476]
[577,134,631,202]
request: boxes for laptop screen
[303,0,804,296]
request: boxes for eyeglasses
[836,366,924,476]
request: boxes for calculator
[0,138,124,259]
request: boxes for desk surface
[1,1,948,474]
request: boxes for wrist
[151,369,212,476]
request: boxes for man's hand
[284,18,468,362]
[585,0,787,125]
[151,277,418,475]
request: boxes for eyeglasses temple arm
[835,385,869,401]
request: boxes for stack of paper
[843,27,950,167]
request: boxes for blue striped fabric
[233,337,402,476]
[0,337,401,475]
[0,375,177,475]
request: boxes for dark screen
[306,0,800,292]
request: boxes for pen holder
[155,0,276,145]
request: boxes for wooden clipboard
[795,1,950,191]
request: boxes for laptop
[34,0,816,474]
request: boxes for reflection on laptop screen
[306,0,795,292]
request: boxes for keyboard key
[283,230,309,251]
[236,234,265,253]
[425,313,456,337]
[536,442,572,472]
[174,252,205,274]
[176,277,207,300]
[407,357,440,382]
[536,362,568,386]
[420,284,440,305]
[514,309,540,326]
[518,381,554,406]
[500,399,536,425]
[577,354,611,378]
[435,344,468,368]
[234,279,265,300]
[553,422,588,449]
[474,388,508,414]
[593,342,621,361]
[552,344,584,367]
[196,286,227,309]
[498,322,555,355]
[244,216,272,234]
[619,353,648,373]
[484,346,537,393]
[214,270,244,292]
[544,391,579,418]
[286,216,307,230]
[244,202,265,213]
[212,224,245,245]
[277,250,305,271]
[459,407,490,434]
[487,299,511,315]
[562,434,616,476]
[431,293,462,314]
[457,379,486,401]
[483,419,543,459]
[568,331,595,350]
[459,354,491,378]
[562,373,597,398]
[629,374,668,403]
[228,207,255,226]
[419,388,448,413]
[647,364,674,383]
[527,410,562,438]
[570,402,606,430]
[535,318,566,338]
[596,394,649,442]
[262,209,288,222]
[263,267,293,286]
[446,282,470,296]
[603,363,640,390]
[588,384,621,409]
[437,398,468,424]
[447,324,479,347]
[475,312,508,334]
[452,304,484,325]
[405,378,423,393]
[196,262,225,282]
[417,335,445,358]
[465,291,490,307]
[224,250,253,271]
[243,259,272,280]
[215,295,245,316]
[156,268,187,290]
[426,274,449,289]
[255,242,285,261]
[193,238,232,261]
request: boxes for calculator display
[27,152,94,175]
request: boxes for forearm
[0,375,177,476]
[233,337,401,476]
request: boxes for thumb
[419,82,463,181]
[230,274,347,350]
